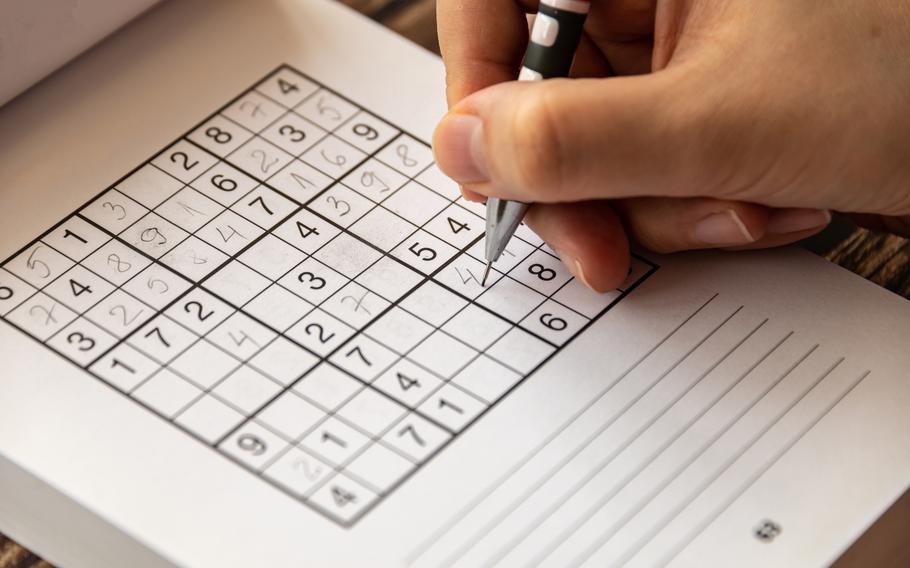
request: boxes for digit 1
[62,229,88,244]
[438,398,463,414]
[111,358,135,374]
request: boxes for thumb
[432,70,709,204]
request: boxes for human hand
[432,0,910,291]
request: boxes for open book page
[0,1,908,567]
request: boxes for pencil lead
[482,262,492,287]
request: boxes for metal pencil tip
[482,262,492,287]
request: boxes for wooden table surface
[2,1,908,566]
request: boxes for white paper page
[1,1,909,567]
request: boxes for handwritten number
[102,201,127,220]
[251,149,279,174]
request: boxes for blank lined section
[448,302,761,567]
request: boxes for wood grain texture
[2,1,907,566]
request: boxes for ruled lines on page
[409,292,871,567]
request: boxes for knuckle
[503,91,566,199]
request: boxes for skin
[432,0,910,292]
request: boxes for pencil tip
[482,262,492,287]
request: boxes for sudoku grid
[0,65,656,526]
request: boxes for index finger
[437,0,532,106]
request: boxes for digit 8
[528,263,556,281]
[205,126,232,144]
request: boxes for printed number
[279,124,306,142]
[438,398,463,414]
[251,149,279,173]
[528,263,556,281]
[26,247,50,278]
[170,151,199,171]
[248,196,274,215]
[109,305,142,327]
[360,170,390,192]
[345,345,372,366]
[408,242,437,261]
[305,323,335,344]
[398,424,426,446]
[69,279,92,297]
[102,201,127,220]
[331,486,357,507]
[447,217,470,234]
[325,195,351,217]
[205,126,232,144]
[539,313,567,331]
[278,78,299,95]
[62,229,87,244]
[297,271,326,290]
[184,300,213,321]
[322,431,347,447]
[237,434,266,456]
[66,332,96,352]
[296,221,319,239]
[396,372,420,391]
[0,286,13,301]
[144,326,170,348]
[352,123,378,140]
[211,174,237,192]
[110,358,135,374]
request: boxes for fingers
[617,198,832,252]
[434,72,709,204]
[523,201,631,293]
[438,0,659,107]
[523,198,831,293]
[437,0,529,105]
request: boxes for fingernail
[693,209,756,246]
[553,247,602,293]
[433,114,488,183]
[767,208,832,235]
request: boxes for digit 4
[447,217,470,234]
[296,221,319,239]
[69,278,93,297]
[278,78,299,95]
